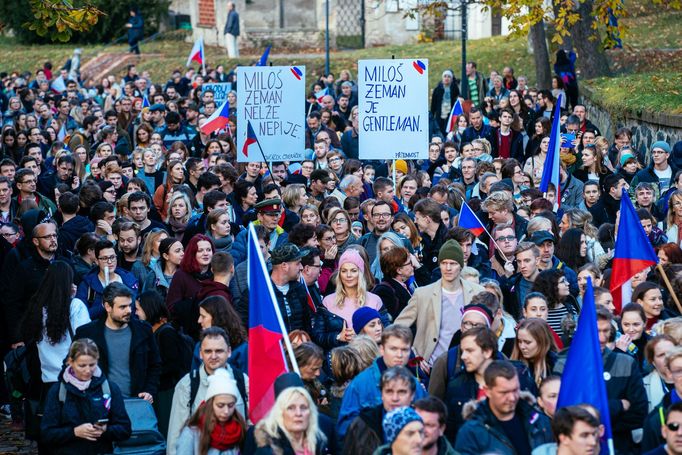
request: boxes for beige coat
[394,278,486,362]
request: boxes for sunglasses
[668,422,682,432]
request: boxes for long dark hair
[199,296,247,346]
[22,261,75,344]
[556,228,587,271]
[531,269,565,309]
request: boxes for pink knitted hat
[339,249,365,273]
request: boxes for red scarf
[199,414,243,450]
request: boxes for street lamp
[460,0,467,99]
[325,0,330,75]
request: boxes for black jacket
[58,215,94,256]
[343,404,384,455]
[430,82,461,118]
[589,193,621,226]
[272,279,313,333]
[40,372,131,455]
[75,318,162,397]
[371,278,412,320]
[421,222,449,274]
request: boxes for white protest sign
[202,82,232,106]
[358,59,429,160]
[237,66,306,163]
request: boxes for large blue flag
[539,94,563,207]
[557,276,614,454]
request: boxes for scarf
[168,217,187,239]
[210,234,233,252]
[199,414,243,450]
[63,366,103,391]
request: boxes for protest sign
[237,66,306,163]
[202,82,232,106]
[358,59,429,160]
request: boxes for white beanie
[205,369,240,402]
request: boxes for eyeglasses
[667,422,682,432]
[35,233,57,240]
[461,320,486,330]
[373,213,392,219]
[402,261,413,267]
[495,235,516,242]
[332,218,348,224]
[558,278,569,285]
[0,231,17,238]
[652,149,667,155]
[98,255,117,263]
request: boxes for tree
[0,0,170,44]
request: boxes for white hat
[205,369,240,402]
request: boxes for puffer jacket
[40,371,131,455]
[454,392,553,455]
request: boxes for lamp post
[460,0,467,99]
[325,0,330,75]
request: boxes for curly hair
[199,296,247,347]
[531,269,565,309]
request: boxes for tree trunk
[568,0,611,79]
[529,21,552,90]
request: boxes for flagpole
[251,123,284,201]
[657,263,682,314]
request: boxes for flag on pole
[315,88,328,106]
[186,38,204,67]
[257,45,272,66]
[247,224,294,423]
[557,277,614,455]
[50,76,66,94]
[199,99,231,135]
[610,188,658,313]
[445,98,464,134]
[242,120,261,158]
[538,94,563,207]
[458,200,485,237]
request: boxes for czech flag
[609,188,658,313]
[557,277,614,455]
[247,223,291,422]
[458,200,485,237]
[315,88,328,106]
[242,120,260,158]
[257,45,271,67]
[539,94,563,207]
[186,38,204,67]
[445,98,464,134]
[200,99,230,135]
[300,275,317,313]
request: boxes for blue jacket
[76,267,139,320]
[41,372,131,454]
[337,359,428,439]
[454,393,553,455]
[231,222,289,265]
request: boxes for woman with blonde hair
[141,229,169,268]
[317,249,388,347]
[282,184,309,214]
[166,192,192,240]
[511,318,558,389]
[153,160,185,221]
[666,190,682,245]
[253,386,327,454]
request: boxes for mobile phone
[560,133,576,148]
[95,418,109,425]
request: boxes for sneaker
[0,403,11,419]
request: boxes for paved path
[0,419,37,455]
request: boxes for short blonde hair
[666,346,682,369]
[482,191,514,213]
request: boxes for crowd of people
[0,51,682,455]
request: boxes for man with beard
[75,282,160,402]
[359,200,394,264]
[114,221,156,292]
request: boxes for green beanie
[438,240,464,268]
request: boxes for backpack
[188,366,248,416]
[113,398,166,455]
[154,323,193,377]
[3,345,29,399]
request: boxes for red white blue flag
[445,98,464,134]
[458,200,486,237]
[200,99,230,135]
[186,38,204,67]
[247,224,292,422]
[610,189,658,313]
[242,120,260,158]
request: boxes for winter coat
[371,278,413,320]
[430,82,460,119]
[373,437,459,455]
[75,317,161,397]
[344,404,384,455]
[394,278,486,363]
[58,215,94,255]
[454,392,553,455]
[75,267,139,320]
[176,426,240,455]
[631,162,679,199]
[559,172,585,209]
[253,425,327,455]
[337,359,428,439]
[40,372,131,455]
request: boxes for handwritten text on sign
[237,66,305,163]
[358,59,428,160]
[202,82,232,106]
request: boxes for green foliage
[586,73,682,115]
[0,0,170,44]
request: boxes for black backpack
[154,323,193,375]
[3,345,30,399]
[188,366,248,416]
